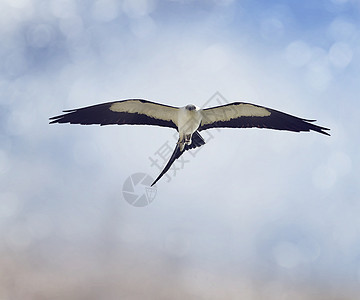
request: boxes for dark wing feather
[199,102,330,136]
[49,99,178,129]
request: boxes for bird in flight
[50,99,330,186]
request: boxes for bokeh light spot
[50,0,77,19]
[199,44,230,73]
[328,18,355,41]
[5,0,31,9]
[122,0,156,18]
[92,0,119,22]
[59,16,84,39]
[328,42,353,68]
[306,50,332,91]
[312,164,337,190]
[130,16,156,38]
[273,241,301,269]
[285,40,312,67]
[328,151,352,177]
[260,18,284,41]
[26,24,54,48]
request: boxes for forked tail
[151,131,205,186]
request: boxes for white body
[177,105,202,150]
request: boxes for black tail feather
[184,131,206,150]
[151,143,182,186]
[151,131,205,186]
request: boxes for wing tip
[49,109,78,124]
[309,121,331,136]
[49,116,63,124]
[320,128,331,136]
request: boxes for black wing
[50,99,178,129]
[199,102,330,136]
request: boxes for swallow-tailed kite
[50,99,330,185]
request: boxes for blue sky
[1,0,360,298]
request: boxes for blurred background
[0,0,359,299]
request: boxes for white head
[185,104,197,111]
